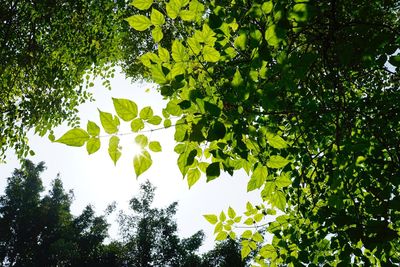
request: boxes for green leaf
[206,162,220,182]
[87,121,100,136]
[228,207,236,219]
[108,136,121,165]
[150,65,168,84]
[232,68,244,87]
[180,10,195,21]
[207,121,226,141]
[271,190,286,211]
[112,98,138,121]
[275,172,292,188]
[172,40,187,62]
[99,110,119,134]
[56,128,89,147]
[152,27,163,42]
[187,37,202,55]
[164,119,172,128]
[133,150,152,177]
[187,168,201,188]
[166,0,181,19]
[234,32,247,50]
[150,8,165,25]
[266,132,288,149]
[203,46,220,62]
[125,15,152,31]
[215,231,228,241]
[267,155,290,169]
[203,214,218,224]
[158,46,170,62]
[166,100,182,116]
[247,165,268,191]
[131,118,145,132]
[130,0,153,10]
[149,141,162,152]
[177,148,197,176]
[241,245,251,259]
[135,134,149,148]
[261,1,273,14]
[219,211,226,221]
[242,230,252,239]
[86,137,100,155]
[147,115,162,125]
[140,106,154,120]
[265,24,285,48]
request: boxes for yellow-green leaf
[150,8,165,25]
[99,110,119,134]
[187,168,201,188]
[275,172,292,188]
[108,136,121,165]
[135,134,148,148]
[158,46,170,62]
[131,118,145,132]
[202,46,220,62]
[267,155,290,168]
[147,115,162,125]
[112,98,138,121]
[56,128,89,147]
[149,141,162,152]
[140,106,154,120]
[133,150,152,177]
[203,214,218,224]
[266,132,287,149]
[130,0,153,10]
[125,15,152,31]
[215,231,228,241]
[87,121,100,136]
[86,137,100,155]
[152,27,163,42]
[172,40,187,62]
[228,207,236,219]
[180,10,195,21]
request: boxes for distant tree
[118,180,204,267]
[0,160,110,266]
[201,239,248,267]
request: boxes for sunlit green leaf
[150,8,165,25]
[215,231,228,241]
[130,0,153,10]
[56,128,89,147]
[187,168,201,188]
[99,110,119,134]
[147,115,162,125]
[86,137,100,155]
[203,214,218,224]
[202,46,220,62]
[133,150,152,177]
[149,141,162,152]
[131,118,145,132]
[135,134,149,148]
[275,172,292,188]
[228,207,236,219]
[87,121,100,136]
[152,27,163,42]
[266,132,287,149]
[108,136,121,165]
[172,40,187,62]
[112,98,138,121]
[267,155,290,169]
[125,15,152,31]
[271,190,286,211]
[139,106,154,120]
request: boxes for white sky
[0,69,261,252]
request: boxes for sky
[0,69,261,252]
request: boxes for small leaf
[152,26,163,42]
[133,150,152,177]
[275,172,292,188]
[56,128,89,147]
[164,119,172,128]
[242,230,252,239]
[203,214,218,224]
[241,245,251,259]
[267,155,290,169]
[261,1,273,14]
[147,115,162,125]
[112,98,138,121]
[86,137,100,155]
[166,1,180,19]
[140,106,154,120]
[215,231,228,241]
[266,132,287,149]
[135,134,149,148]
[203,46,220,62]
[206,162,220,182]
[150,65,168,84]
[125,15,152,31]
[131,0,153,10]
[187,168,201,188]
[180,10,195,21]
[108,136,121,165]
[158,46,170,62]
[219,211,226,221]
[87,121,100,136]
[172,40,187,62]
[131,118,145,132]
[228,207,236,219]
[150,8,165,25]
[149,141,162,152]
[271,190,286,211]
[99,110,119,134]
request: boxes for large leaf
[206,162,220,182]
[87,121,100,136]
[247,165,268,192]
[125,15,152,31]
[112,98,138,121]
[133,150,152,177]
[149,141,162,152]
[56,128,89,147]
[266,132,288,149]
[267,155,290,169]
[131,0,153,10]
[99,110,119,134]
[172,40,187,62]
[150,8,165,25]
[139,106,154,120]
[202,46,220,62]
[187,168,201,188]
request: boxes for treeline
[0,160,246,267]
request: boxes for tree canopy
[54,0,400,265]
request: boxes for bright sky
[0,69,261,252]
